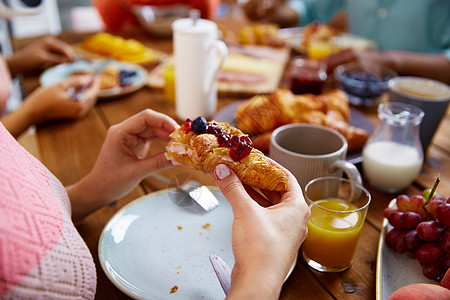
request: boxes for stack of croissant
[235,89,368,152]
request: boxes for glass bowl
[334,63,397,106]
[132,4,189,38]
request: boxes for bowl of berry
[334,62,397,106]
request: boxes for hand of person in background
[213,162,310,299]
[325,48,383,74]
[326,48,450,84]
[1,75,100,138]
[6,36,75,77]
[66,109,180,223]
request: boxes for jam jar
[289,57,327,95]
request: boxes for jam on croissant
[165,117,288,191]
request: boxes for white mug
[270,124,362,189]
[172,16,228,120]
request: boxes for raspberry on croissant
[165,117,288,191]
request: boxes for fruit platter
[377,179,450,299]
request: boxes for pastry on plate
[235,89,368,152]
[165,117,288,191]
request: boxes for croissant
[236,89,368,152]
[165,119,288,191]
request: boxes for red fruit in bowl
[389,283,450,299]
[425,198,445,219]
[384,206,399,219]
[442,230,450,253]
[436,203,450,227]
[396,194,410,212]
[441,267,450,290]
[417,221,444,242]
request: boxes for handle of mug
[204,40,228,95]
[329,160,363,202]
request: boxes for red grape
[424,198,445,219]
[388,212,404,228]
[417,221,444,242]
[422,261,445,281]
[385,228,408,253]
[400,211,424,229]
[384,207,398,219]
[416,242,445,265]
[396,194,410,211]
[386,228,402,249]
[409,195,427,216]
[441,253,450,270]
[441,230,450,253]
[436,203,450,227]
[404,229,423,250]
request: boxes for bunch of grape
[384,191,450,282]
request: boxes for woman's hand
[213,162,310,299]
[24,75,100,121]
[1,75,99,138]
[6,36,75,76]
[67,109,179,223]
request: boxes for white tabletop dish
[99,187,297,299]
[39,60,148,99]
[376,199,437,300]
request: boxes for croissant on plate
[165,119,288,191]
[235,89,368,152]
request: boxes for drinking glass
[302,176,371,272]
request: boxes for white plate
[39,60,148,99]
[279,27,374,54]
[99,187,297,299]
[376,199,437,300]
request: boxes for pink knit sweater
[0,123,96,299]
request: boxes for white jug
[172,13,228,120]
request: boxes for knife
[70,58,113,100]
[209,253,232,295]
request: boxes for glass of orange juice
[302,176,371,272]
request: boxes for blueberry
[119,70,137,86]
[191,116,208,134]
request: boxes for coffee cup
[172,11,228,120]
[388,76,450,153]
[269,124,361,189]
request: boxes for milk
[362,141,423,192]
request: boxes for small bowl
[334,63,397,106]
[132,4,189,38]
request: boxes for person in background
[243,0,450,84]
[93,0,221,33]
[0,107,310,299]
[0,36,100,138]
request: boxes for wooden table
[14,24,450,300]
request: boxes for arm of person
[326,49,450,84]
[5,36,75,77]
[66,109,180,224]
[213,162,310,299]
[1,75,99,138]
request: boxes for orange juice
[307,41,334,60]
[163,64,175,103]
[302,198,364,269]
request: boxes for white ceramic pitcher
[172,12,228,120]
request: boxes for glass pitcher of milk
[362,102,424,193]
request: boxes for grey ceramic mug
[269,124,361,190]
[388,76,450,154]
